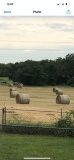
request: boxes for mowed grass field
[0,85,74,160]
[0,133,74,160]
[0,85,74,124]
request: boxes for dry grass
[0,85,74,124]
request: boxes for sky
[0,16,74,64]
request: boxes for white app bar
[0,0,74,16]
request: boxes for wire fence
[0,107,73,137]
[0,108,2,124]
[4,107,67,125]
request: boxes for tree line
[0,53,74,86]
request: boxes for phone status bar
[0,0,74,16]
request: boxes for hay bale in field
[53,87,59,92]
[10,87,17,91]
[56,95,70,104]
[56,89,63,95]
[17,83,23,88]
[16,93,30,104]
[10,90,18,98]
[8,83,13,87]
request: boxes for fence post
[2,107,6,124]
[66,111,69,127]
[61,108,63,120]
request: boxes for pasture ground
[0,85,74,124]
[0,86,74,160]
[0,133,74,160]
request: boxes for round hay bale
[17,83,23,88]
[10,87,17,91]
[56,95,70,104]
[16,94,30,104]
[10,90,18,98]
[8,83,13,87]
[53,87,59,92]
[56,89,63,95]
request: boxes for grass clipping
[16,93,30,104]
[56,95,70,104]
[56,89,63,95]
[53,87,59,92]
[10,90,18,98]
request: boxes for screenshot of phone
[0,1,74,160]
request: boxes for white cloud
[23,50,34,52]
[0,17,74,63]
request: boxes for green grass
[0,77,13,84]
[0,133,74,160]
